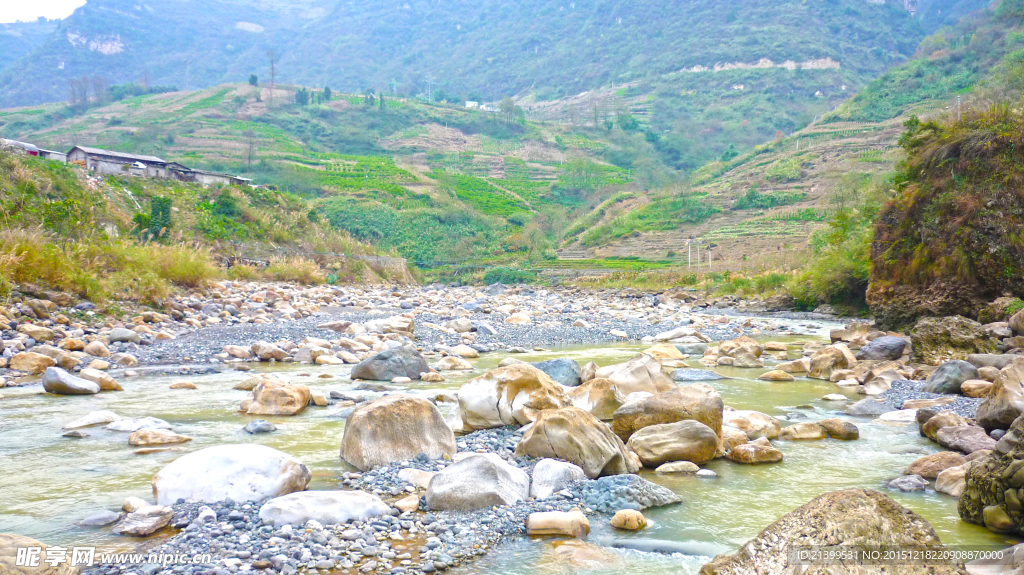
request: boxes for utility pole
[390,78,398,95]
[267,50,277,109]
[957,95,962,121]
[425,74,434,102]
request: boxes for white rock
[153,444,311,505]
[530,459,587,500]
[63,410,121,429]
[822,394,848,401]
[258,491,390,527]
[879,409,918,423]
[105,417,172,432]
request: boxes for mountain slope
[1,0,929,109]
[0,20,59,74]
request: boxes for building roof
[69,146,165,164]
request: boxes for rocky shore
[4,281,1024,575]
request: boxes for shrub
[482,267,537,284]
[264,257,325,284]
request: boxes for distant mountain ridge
[0,0,990,109]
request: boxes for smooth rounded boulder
[905,452,966,479]
[778,422,827,441]
[258,491,389,527]
[454,364,570,431]
[611,383,723,443]
[594,354,677,395]
[976,359,1024,432]
[808,346,853,380]
[351,346,429,381]
[152,444,311,505]
[42,367,100,395]
[530,459,587,500]
[725,442,783,464]
[515,407,639,478]
[923,360,980,394]
[855,336,907,361]
[242,380,311,416]
[722,408,780,440]
[626,419,719,466]
[425,453,529,511]
[340,394,456,471]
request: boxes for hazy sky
[0,0,86,23]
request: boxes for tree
[379,92,385,112]
[324,86,331,101]
[248,74,258,87]
[295,88,309,106]
[148,196,172,240]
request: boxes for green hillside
[0,19,59,73]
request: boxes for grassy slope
[0,146,406,303]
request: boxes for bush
[482,267,537,284]
[264,257,325,284]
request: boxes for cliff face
[867,109,1024,330]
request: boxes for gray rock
[350,346,429,381]
[112,505,173,536]
[887,474,927,492]
[967,354,1018,370]
[581,474,682,513]
[855,336,907,361]
[672,368,723,382]
[425,453,529,511]
[922,360,979,394]
[244,420,277,434]
[80,510,122,526]
[475,322,498,336]
[529,459,587,500]
[845,398,896,417]
[531,358,583,387]
[42,367,100,395]
[108,328,141,344]
[63,430,89,438]
[674,343,709,356]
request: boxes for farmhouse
[67,146,171,178]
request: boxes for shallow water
[0,318,1012,572]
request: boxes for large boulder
[855,335,907,361]
[251,341,288,361]
[594,354,677,395]
[910,316,998,365]
[976,358,1024,432]
[530,459,587,500]
[242,380,311,416]
[807,345,853,380]
[9,352,56,374]
[351,346,429,381]
[531,358,583,387]
[726,442,784,464]
[258,491,390,527]
[722,408,780,440]
[1011,309,1024,336]
[625,419,719,466]
[717,336,763,367]
[0,533,77,575]
[515,407,638,478]
[340,395,456,471]
[567,378,626,420]
[922,360,980,394]
[42,367,100,395]
[152,444,311,505]
[959,414,1024,533]
[701,489,967,575]
[425,453,529,511]
[454,365,570,431]
[936,425,996,454]
[905,451,966,479]
[611,384,723,442]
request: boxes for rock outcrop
[611,383,723,442]
[453,364,570,431]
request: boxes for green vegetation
[0,149,400,301]
[828,1,1024,122]
[579,192,720,246]
[732,187,806,210]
